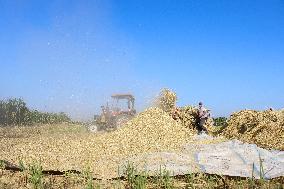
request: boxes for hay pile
[154,88,214,133]
[0,107,194,179]
[173,106,215,133]
[175,106,198,131]
[114,107,194,153]
[222,109,284,150]
[156,88,177,114]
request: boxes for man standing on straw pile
[197,102,209,134]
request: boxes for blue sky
[1,0,284,120]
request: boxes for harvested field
[0,108,198,179]
[221,109,284,151]
[0,123,87,138]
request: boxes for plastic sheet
[121,134,284,179]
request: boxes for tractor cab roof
[111,94,135,100]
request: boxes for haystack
[105,107,195,157]
[222,109,284,150]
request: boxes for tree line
[0,98,70,126]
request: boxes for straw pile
[204,118,215,133]
[154,88,214,133]
[0,107,194,179]
[156,88,177,114]
[175,106,198,131]
[222,109,284,150]
[173,106,215,133]
[111,107,194,156]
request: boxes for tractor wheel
[115,115,132,129]
[88,123,98,133]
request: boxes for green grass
[123,162,149,189]
[155,167,173,189]
[82,165,94,189]
[28,161,44,189]
[18,158,26,172]
[134,172,148,189]
[125,162,137,188]
[0,160,6,170]
[0,160,6,176]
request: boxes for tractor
[94,94,136,131]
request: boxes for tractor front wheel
[115,115,132,129]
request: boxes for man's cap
[198,102,203,105]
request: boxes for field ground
[0,124,283,188]
[0,169,283,189]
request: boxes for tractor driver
[100,106,106,124]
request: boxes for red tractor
[94,94,136,131]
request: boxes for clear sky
[1,0,284,120]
